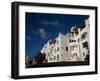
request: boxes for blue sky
[25,12,87,58]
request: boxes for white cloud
[38,20,63,27]
[32,28,48,39]
[38,28,47,39]
[26,36,31,41]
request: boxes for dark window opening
[57,47,59,51]
[73,53,77,57]
[66,46,68,51]
[48,53,50,56]
[69,40,76,42]
[49,40,56,44]
[82,41,88,49]
[75,29,79,35]
[83,53,85,56]
[54,56,56,60]
[57,55,59,60]
[72,40,76,42]
[81,32,87,40]
[78,38,80,42]
[62,54,63,57]
[69,39,71,42]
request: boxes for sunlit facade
[41,17,90,63]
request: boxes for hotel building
[41,17,90,63]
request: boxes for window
[88,24,90,27]
[72,40,76,42]
[48,53,50,56]
[66,46,68,51]
[82,41,88,48]
[54,49,56,53]
[54,56,56,60]
[49,40,56,44]
[57,47,59,51]
[69,40,76,42]
[71,45,77,51]
[75,29,79,35]
[73,53,77,57]
[83,53,85,56]
[78,38,80,42]
[61,54,63,58]
[71,32,74,37]
[69,39,71,42]
[81,32,87,40]
[57,55,59,60]
[50,58,52,61]
[87,50,90,54]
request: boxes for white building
[41,17,90,63]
